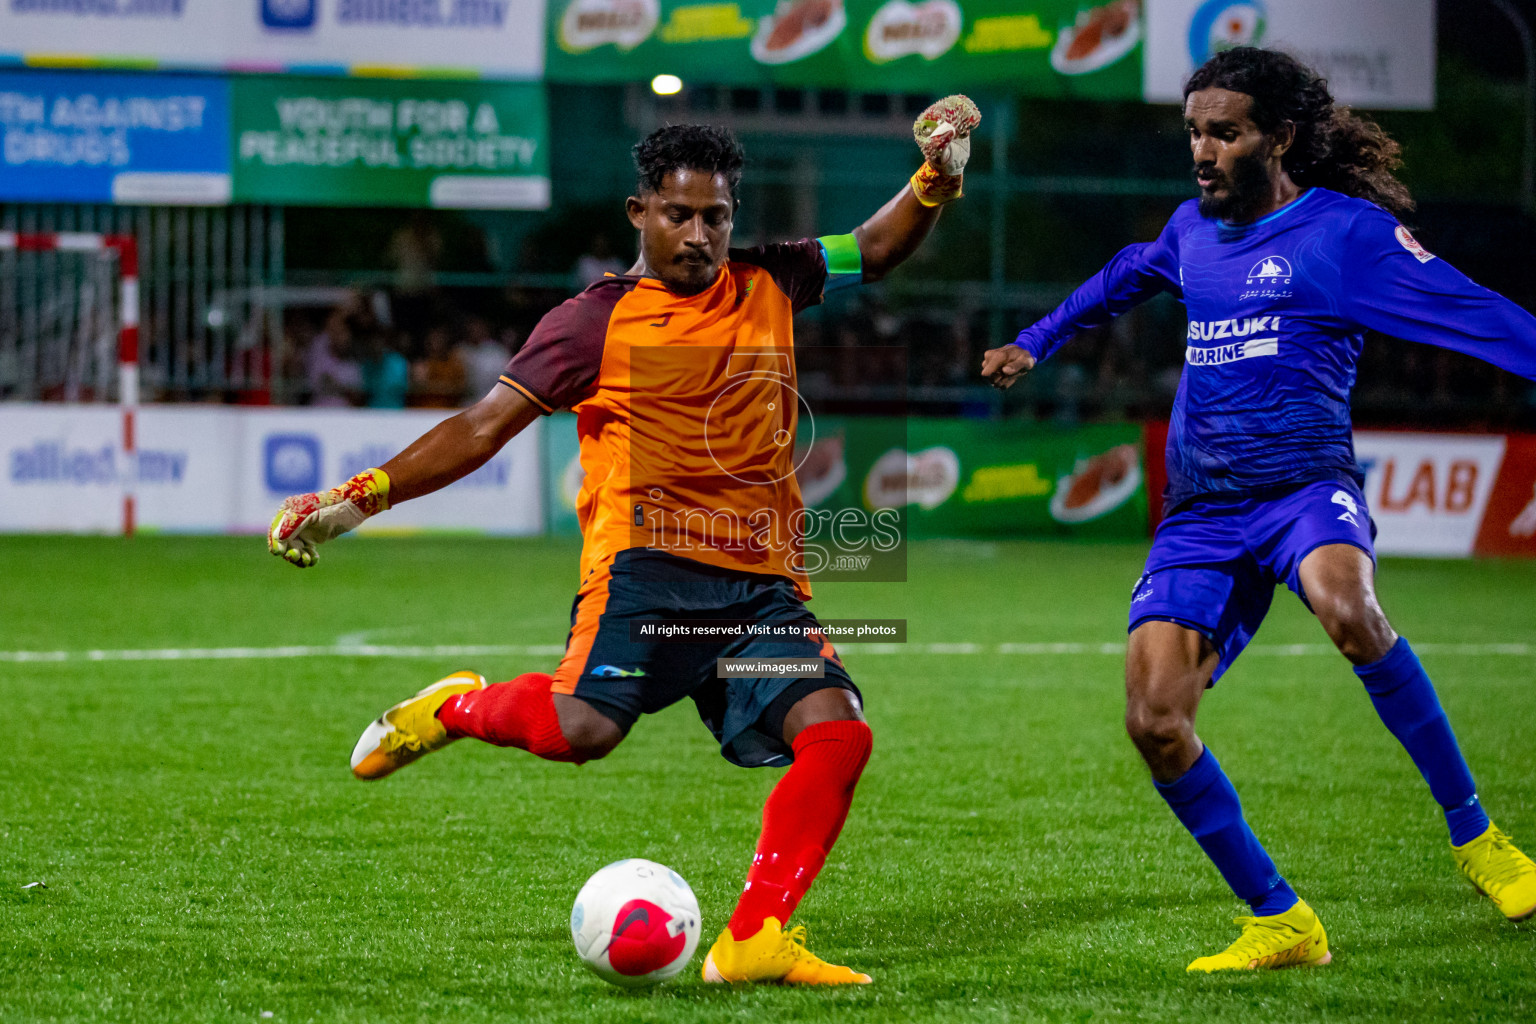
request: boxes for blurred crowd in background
[270,214,1536,431]
[273,216,628,410]
[288,295,514,410]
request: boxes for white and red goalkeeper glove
[911,94,981,206]
[267,467,391,568]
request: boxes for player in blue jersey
[984,47,1536,971]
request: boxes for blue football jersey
[1013,187,1536,511]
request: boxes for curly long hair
[1185,47,1414,217]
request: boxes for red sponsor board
[1475,434,1536,557]
[1141,424,1536,558]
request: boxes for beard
[1196,150,1274,223]
[662,254,721,295]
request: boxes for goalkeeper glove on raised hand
[268,467,391,568]
[911,94,981,207]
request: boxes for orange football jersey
[500,240,834,598]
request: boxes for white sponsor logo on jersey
[1185,315,1281,366]
[1187,315,1281,341]
[1185,338,1279,366]
[1246,255,1293,283]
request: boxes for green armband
[817,233,863,277]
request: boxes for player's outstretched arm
[981,214,1185,390]
[267,385,540,567]
[378,385,541,502]
[1345,212,1536,382]
[854,95,980,282]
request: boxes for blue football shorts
[1128,477,1376,682]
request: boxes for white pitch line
[0,641,1531,664]
[997,642,1128,655]
[0,644,568,664]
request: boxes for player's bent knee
[1310,591,1394,664]
[1125,699,1193,749]
[554,695,626,760]
[781,686,865,745]
[1123,664,1200,772]
[1125,706,1199,781]
[566,734,620,761]
[564,721,624,760]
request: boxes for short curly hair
[1185,47,1414,217]
[633,124,745,200]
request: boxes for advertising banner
[1143,0,1435,110]
[1146,425,1536,558]
[547,0,1145,98]
[0,404,122,532]
[0,1,546,80]
[0,405,544,535]
[1355,432,1507,557]
[230,76,551,208]
[543,411,583,537]
[237,407,542,534]
[545,415,1149,542]
[868,418,1148,538]
[0,70,231,205]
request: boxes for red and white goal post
[0,231,141,536]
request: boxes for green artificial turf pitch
[2,536,1533,1023]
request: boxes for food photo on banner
[544,0,1434,105]
[547,0,1145,95]
[544,412,1149,542]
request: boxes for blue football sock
[1355,637,1489,846]
[1154,747,1299,916]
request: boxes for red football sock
[436,672,583,763]
[726,720,873,941]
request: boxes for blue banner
[0,70,231,205]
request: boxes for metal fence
[0,235,119,402]
[0,204,284,402]
[3,198,1534,429]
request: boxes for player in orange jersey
[268,104,978,985]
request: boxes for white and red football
[570,859,702,987]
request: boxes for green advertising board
[231,78,551,209]
[886,418,1147,539]
[547,0,1142,98]
[797,417,1147,539]
[545,412,585,537]
[544,414,1149,541]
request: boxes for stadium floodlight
[0,231,140,537]
[650,74,683,96]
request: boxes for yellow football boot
[1187,899,1332,973]
[349,671,486,780]
[701,918,872,985]
[1452,823,1536,921]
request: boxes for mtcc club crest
[1247,255,1293,286]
